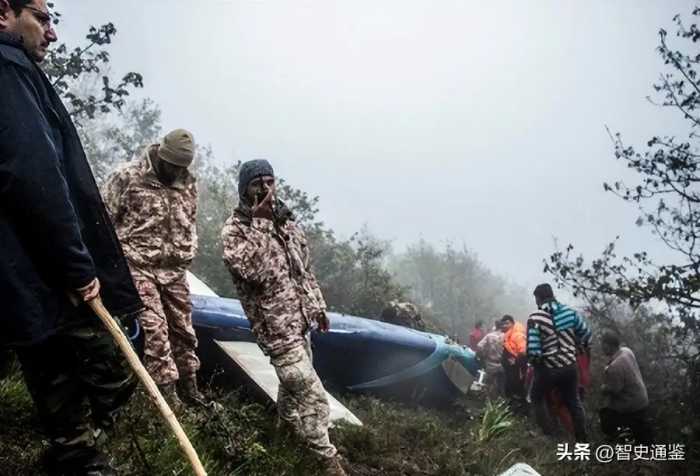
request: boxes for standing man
[221,160,346,476]
[527,283,590,441]
[599,330,653,443]
[468,320,485,351]
[103,129,203,406]
[500,314,527,412]
[0,1,142,473]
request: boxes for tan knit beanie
[157,128,195,167]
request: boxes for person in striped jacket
[527,283,591,441]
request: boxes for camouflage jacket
[103,146,198,271]
[221,205,326,357]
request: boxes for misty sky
[55,0,695,290]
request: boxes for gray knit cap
[238,159,274,200]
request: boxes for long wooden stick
[88,297,207,476]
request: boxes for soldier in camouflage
[221,159,346,476]
[103,129,204,406]
[18,322,135,471]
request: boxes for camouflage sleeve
[102,168,129,226]
[299,227,327,312]
[189,181,199,259]
[310,274,327,312]
[221,222,264,286]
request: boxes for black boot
[81,453,118,476]
[177,374,207,406]
[158,382,183,411]
[43,447,116,476]
[320,455,348,476]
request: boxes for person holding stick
[0,1,143,474]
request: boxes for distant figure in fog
[500,314,527,412]
[599,329,653,444]
[468,320,485,351]
[380,301,426,331]
[476,320,505,398]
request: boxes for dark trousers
[502,354,527,400]
[502,353,527,415]
[15,319,135,471]
[0,347,12,380]
[531,364,587,441]
[599,407,654,444]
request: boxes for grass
[0,362,695,476]
[475,399,515,444]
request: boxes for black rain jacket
[0,32,143,347]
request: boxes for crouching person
[221,160,346,476]
[103,129,206,408]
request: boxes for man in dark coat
[0,1,143,474]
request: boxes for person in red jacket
[468,320,485,351]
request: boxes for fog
[55,0,694,289]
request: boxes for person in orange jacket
[500,315,527,412]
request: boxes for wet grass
[0,363,694,476]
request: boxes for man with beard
[221,160,346,476]
[0,1,142,473]
[104,129,205,408]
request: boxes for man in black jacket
[0,1,143,474]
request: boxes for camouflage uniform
[222,205,337,459]
[272,339,335,458]
[15,316,135,470]
[103,146,200,386]
[380,301,426,330]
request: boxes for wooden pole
[88,297,207,476]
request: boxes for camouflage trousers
[131,267,200,386]
[271,339,337,459]
[15,317,135,469]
